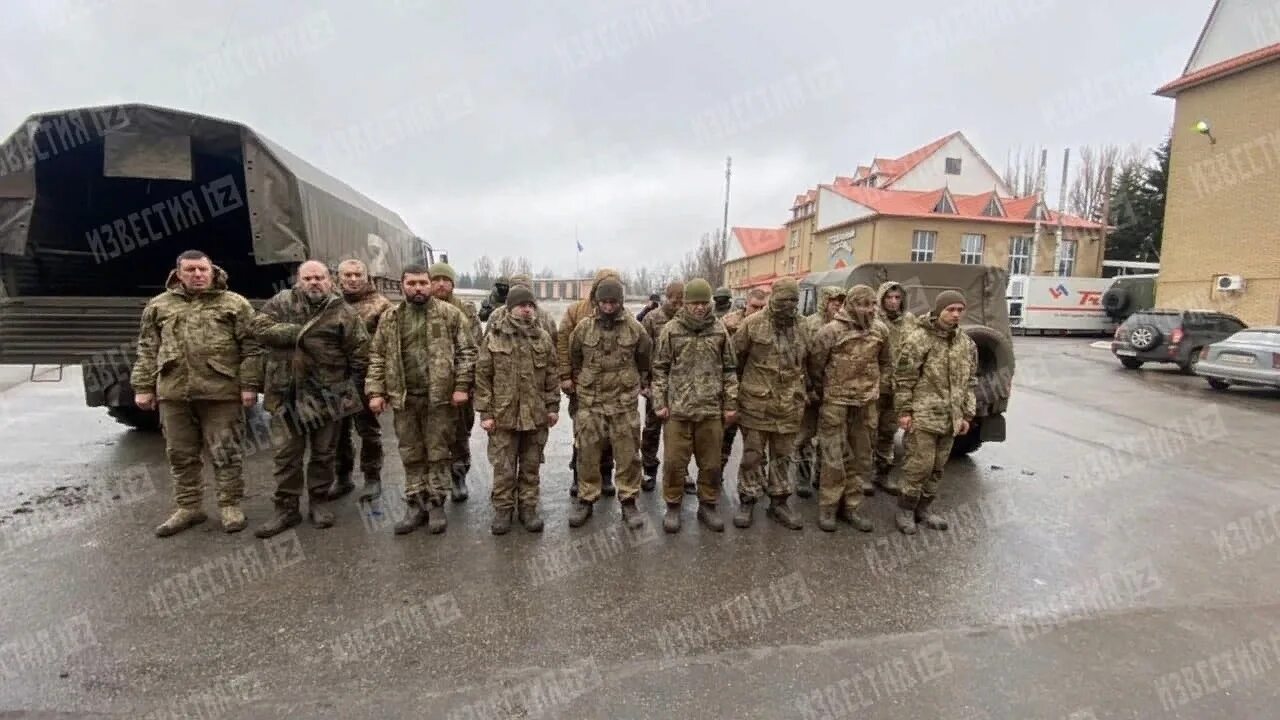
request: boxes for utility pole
[1029,148,1048,276]
[1098,163,1114,263]
[721,156,732,284]
[1053,148,1071,276]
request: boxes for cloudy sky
[2,0,1211,276]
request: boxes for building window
[933,192,957,214]
[789,228,799,247]
[911,231,936,263]
[1056,239,1077,276]
[960,234,984,265]
[982,195,1005,217]
[1009,236,1031,275]
[945,157,962,175]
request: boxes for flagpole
[575,224,580,282]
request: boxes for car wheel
[1128,325,1161,351]
[1207,378,1230,391]
[1120,357,1143,370]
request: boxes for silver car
[1194,327,1280,391]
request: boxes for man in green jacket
[874,280,916,495]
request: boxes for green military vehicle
[0,103,436,430]
[800,262,1015,456]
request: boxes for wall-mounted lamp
[1195,120,1217,144]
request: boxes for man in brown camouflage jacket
[558,268,620,499]
[640,279,684,491]
[874,280,916,495]
[429,262,482,503]
[719,287,767,474]
[795,285,846,498]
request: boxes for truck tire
[964,325,1015,411]
[107,406,161,432]
[950,423,983,456]
[1102,288,1130,320]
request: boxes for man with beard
[651,279,737,533]
[429,262,482,502]
[719,287,767,476]
[365,264,476,535]
[873,281,916,495]
[794,286,846,498]
[894,290,977,535]
[712,287,733,319]
[567,277,652,529]
[475,286,560,535]
[558,268,620,499]
[640,280,684,492]
[252,260,370,538]
[478,276,510,322]
[731,278,808,530]
[807,285,891,532]
[328,258,393,502]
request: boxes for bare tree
[1003,145,1045,197]
[472,255,495,287]
[496,256,518,278]
[1069,144,1145,222]
[675,231,727,286]
[516,256,533,278]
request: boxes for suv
[1111,309,1247,373]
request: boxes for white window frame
[1056,239,1077,276]
[960,234,984,265]
[911,230,937,263]
[1009,235,1031,275]
[789,227,799,248]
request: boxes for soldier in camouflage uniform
[894,290,977,535]
[566,277,653,529]
[475,286,560,535]
[251,261,370,538]
[329,258,393,502]
[731,278,807,530]
[794,286,846,498]
[712,286,733,319]
[719,288,767,474]
[558,268,619,499]
[484,272,557,337]
[132,250,263,537]
[874,281,916,495]
[429,262,483,502]
[478,276,510,322]
[640,280,684,492]
[366,264,476,535]
[807,285,891,532]
[652,279,737,533]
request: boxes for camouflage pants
[738,428,797,500]
[488,427,549,512]
[794,401,820,478]
[269,414,342,504]
[720,422,737,471]
[452,398,475,475]
[158,400,245,509]
[817,403,875,511]
[336,408,383,481]
[568,393,614,474]
[394,394,457,505]
[874,391,898,474]
[576,407,641,503]
[899,429,954,501]
[641,396,662,472]
[662,417,724,506]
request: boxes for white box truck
[1007,275,1118,335]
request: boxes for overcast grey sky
[2,0,1211,275]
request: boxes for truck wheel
[950,424,983,457]
[964,325,1015,412]
[107,406,161,432]
[1102,288,1129,320]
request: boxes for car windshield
[1226,330,1280,345]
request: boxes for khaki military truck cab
[800,262,1014,456]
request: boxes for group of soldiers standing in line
[132,248,976,540]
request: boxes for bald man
[250,260,371,538]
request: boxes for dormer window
[933,191,957,214]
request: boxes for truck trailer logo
[1049,284,1069,299]
[1078,290,1102,306]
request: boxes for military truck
[800,262,1015,456]
[0,103,436,430]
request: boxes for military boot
[357,477,382,502]
[684,479,697,495]
[896,495,918,535]
[915,496,949,531]
[641,467,657,492]
[155,507,207,538]
[860,477,876,496]
[491,508,513,536]
[733,498,755,528]
[451,465,470,503]
[568,500,594,528]
[427,501,448,534]
[878,469,902,496]
[518,505,544,533]
[254,500,302,539]
[697,503,725,532]
[602,465,617,497]
[308,503,335,529]
[220,505,247,534]
[569,450,580,498]
[837,504,874,532]
[620,499,646,530]
[794,446,814,499]
[326,473,355,501]
[395,494,430,535]
[663,503,682,533]
[766,495,803,530]
[817,506,837,532]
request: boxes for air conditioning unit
[1216,274,1245,292]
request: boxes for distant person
[712,287,733,318]
[478,276,511,322]
[132,250,263,538]
[636,293,660,322]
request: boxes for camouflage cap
[428,262,456,282]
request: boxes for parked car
[1111,308,1248,374]
[1194,327,1280,391]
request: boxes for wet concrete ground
[1,336,1278,719]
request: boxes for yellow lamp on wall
[1195,120,1216,144]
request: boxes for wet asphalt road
[2,335,1279,719]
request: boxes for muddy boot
[568,500,594,528]
[308,503,335,529]
[817,506,837,532]
[620,499,646,530]
[860,478,876,496]
[519,505,544,533]
[878,469,901,496]
[155,507,207,538]
[220,505,247,534]
[663,503,682,533]
[326,473,355,501]
[427,501,448,534]
[451,465,470,503]
[491,508,513,536]
[357,479,382,502]
[697,503,725,532]
[838,504,874,532]
[915,496,948,531]
[766,495,803,530]
[394,495,429,535]
[641,466,657,492]
[733,498,755,529]
[896,495,918,535]
[254,501,302,539]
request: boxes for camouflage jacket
[894,315,977,436]
[445,294,483,347]
[808,311,892,407]
[366,298,476,410]
[475,314,560,430]
[343,286,394,336]
[802,286,843,336]
[569,311,652,414]
[732,309,809,433]
[641,302,677,343]
[721,308,746,336]
[131,266,263,401]
[486,304,557,339]
[557,268,622,381]
[876,281,917,395]
[253,288,370,416]
[651,311,738,420]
